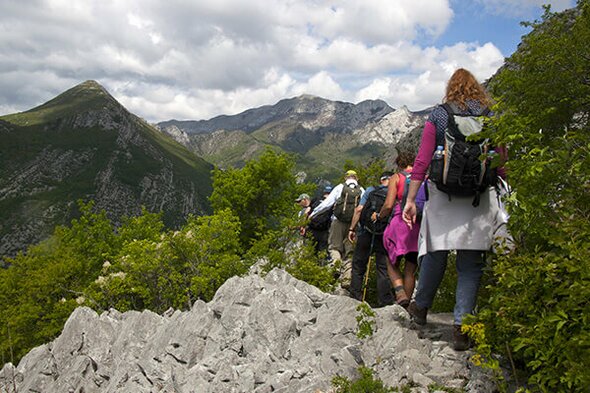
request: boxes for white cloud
[309,0,453,44]
[291,72,345,100]
[0,0,511,121]
[354,42,504,110]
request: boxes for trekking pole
[361,231,376,302]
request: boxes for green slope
[0,80,213,257]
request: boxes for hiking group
[296,68,507,351]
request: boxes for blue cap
[323,185,333,193]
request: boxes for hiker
[402,68,507,351]
[348,171,395,306]
[307,186,333,255]
[295,193,312,237]
[295,193,312,218]
[378,152,420,308]
[310,170,364,291]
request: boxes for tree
[209,148,310,248]
[0,205,249,366]
[0,201,118,362]
[86,209,246,312]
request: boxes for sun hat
[295,193,310,202]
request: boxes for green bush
[247,219,337,293]
[356,302,376,339]
[332,367,394,393]
[0,206,249,364]
[0,151,326,366]
[210,148,310,248]
[467,3,590,391]
[86,209,247,312]
[0,201,118,362]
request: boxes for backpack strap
[441,103,464,141]
[399,170,413,211]
[397,171,410,201]
[441,102,455,115]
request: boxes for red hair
[444,68,491,109]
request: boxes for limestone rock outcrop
[0,269,495,392]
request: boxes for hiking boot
[394,286,410,309]
[407,301,427,325]
[453,325,470,351]
[397,298,410,309]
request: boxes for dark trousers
[310,228,329,255]
[350,231,394,307]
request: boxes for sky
[0,0,575,122]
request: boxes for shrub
[247,219,337,293]
[332,367,394,393]
[467,3,590,391]
[209,148,309,248]
[86,209,247,312]
[0,201,118,362]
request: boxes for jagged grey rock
[0,269,496,393]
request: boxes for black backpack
[359,186,389,235]
[308,198,332,231]
[333,183,362,223]
[429,103,497,207]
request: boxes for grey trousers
[328,218,355,288]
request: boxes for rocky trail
[0,269,496,392]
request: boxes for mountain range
[157,95,429,180]
[0,82,428,257]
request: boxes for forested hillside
[0,81,213,257]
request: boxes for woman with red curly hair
[402,68,506,351]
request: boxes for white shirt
[309,179,364,218]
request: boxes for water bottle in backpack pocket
[429,145,445,185]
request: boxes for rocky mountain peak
[3,79,127,130]
[76,79,110,94]
[0,81,213,257]
[288,94,335,114]
[157,94,427,174]
[397,104,411,115]
[0,269,496,392]
[39,80,119,111]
